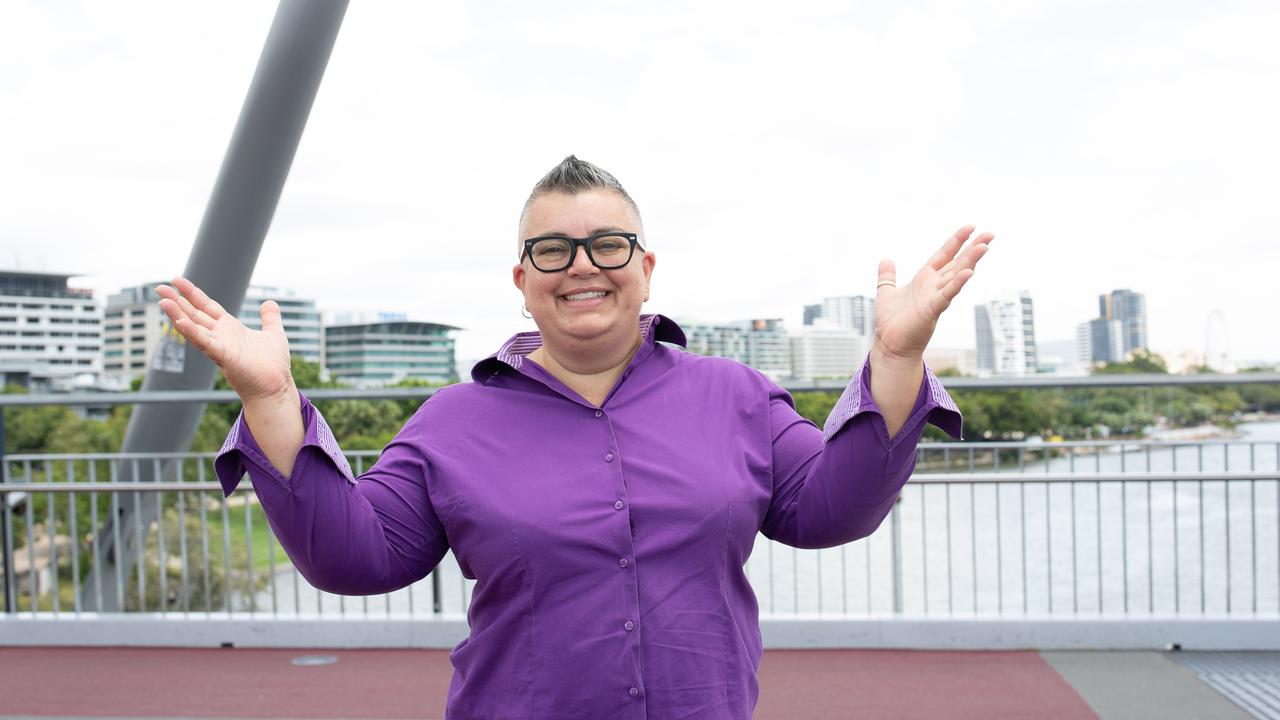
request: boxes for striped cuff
[821,355,963,443]
[213,390,356,496]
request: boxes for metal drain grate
[1171,652,1280,720]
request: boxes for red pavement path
[0,647,1097,719]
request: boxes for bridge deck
[0,646,1261,719]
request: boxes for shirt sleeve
[213,390,450,596]
[759,355,962,549]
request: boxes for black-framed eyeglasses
[520,232,642,273]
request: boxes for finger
[941,268,976,302]
[172,277,228,320]
[154,283,179,302]
[930,268,975,316]
[936,259,957,284]
[927,224,975,271]
[157,297,190,329]
[174,294,217,331]
[876,258,896,293]
[259,300,284,335]
[936,237,992,289]
[170,314,227,365]
[956,240,990,272]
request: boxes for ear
[513,262,526,293]
[641,251,656,302]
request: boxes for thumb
[259,300,284,335]
[876,259,896,294]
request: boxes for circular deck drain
[291,654,338,666]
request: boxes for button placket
[600,413,644,702]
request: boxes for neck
[529,329,645,406]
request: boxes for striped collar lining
[472,314,686,381]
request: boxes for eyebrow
[529,226,630,238]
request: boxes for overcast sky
[2,0,1277,368]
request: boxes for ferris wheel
[1204,309,1231,372]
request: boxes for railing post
[0,405,11,614]
[891,495,903,614]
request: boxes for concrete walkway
[1041,651,1253,719]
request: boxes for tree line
[5,350,1279,456]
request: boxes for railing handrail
[917,437,1279,449]
[3,471,1277,494]
[2,371,1278,407]
[0,386,443,407]
[3,436,1277,463]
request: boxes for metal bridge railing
[3,447,1277,622]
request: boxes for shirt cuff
[821,355,963,444]
[213,390,357,497]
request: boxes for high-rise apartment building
[681,318,792,380]
[789,325,870,381]
[239,285,323,365]
[802,304,823,327]
[804,295,875,336]
[102,282,165,386]
[1098,289,1147,356]
[1077,318,1125,366]
[104,282,324,387]
[974,292,1038,376]
[324,320,459,386]
[0,270,102,390]
[1076,289,1147,368]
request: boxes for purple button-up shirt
[215,314,961,719]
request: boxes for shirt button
[605,452,614,463]
[619,557,629,568]
[614,500,624,510]
[624,620,635,631]
[629,687,640,698]
[594,410,603,418]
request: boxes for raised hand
[155,277,295,403]
[873,225,993,361]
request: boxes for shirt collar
[471,313,687,383]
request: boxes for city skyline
[2,2,1277,367]
[3,268,1261,396]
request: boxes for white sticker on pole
[152,322,186,373]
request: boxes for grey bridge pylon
[80,0,349,611]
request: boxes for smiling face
[513,189,656,357]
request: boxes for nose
[567,243,599,277]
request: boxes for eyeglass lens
[528,235,633,271]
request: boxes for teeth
[564,291,607,301]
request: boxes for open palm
[155,277,295,402]
[873,225,993,360]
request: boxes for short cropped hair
[518,155,644,253]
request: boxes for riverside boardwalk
[0,646,1266,719]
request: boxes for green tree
[3,384,77,453]
[1096,349,1168,375]
[1236,366,1280,413]
[322,399,404,443]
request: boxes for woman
[157,156,990,719]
